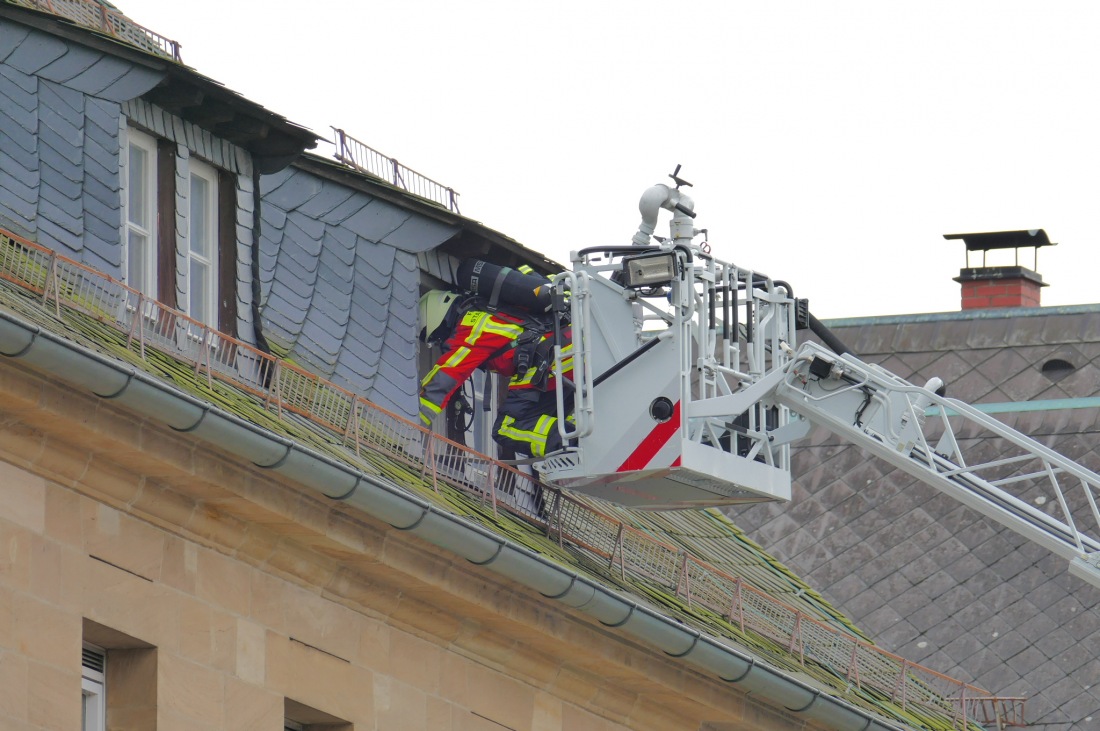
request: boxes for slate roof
[728,305,1100,730]
[0,11,163,249]
[256,154,566,420]
[257,163,447,414]
[1,1,319,172]
[0,12,300,348]
[0,225,1022,730]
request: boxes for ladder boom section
[774,341,1100,590]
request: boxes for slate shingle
[320,191,370,225]
[40,154,82,199]
[38,181,82,238]
[96,66,162,102]
[380,214,457,253]
[0,19,31,61]
[296,181,355,219]
[0,162,37,205]
[341,199,408,242]
[0,70,37,131]
[322,225,356,268]
[263,169,322,210]
[4,29,67,74]
[37,45,98,84]
[260,203,287,231]
[37,214,82,252]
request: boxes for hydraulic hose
[765,277,853,357]
[807,313,852,356]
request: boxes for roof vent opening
[1041,358,1075,382]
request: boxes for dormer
[0,2,317,343]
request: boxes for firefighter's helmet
[418,290,462,344]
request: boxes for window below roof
[82,620,157,731]
[124,128,158,299]
[121,124,237,336]
[187,158,219,329]
[81,644,106,731]
[284,698,352,730]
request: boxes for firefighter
[417,289,573,458]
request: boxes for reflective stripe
[462,311,490,342]
[419,369,460,426]
[510,370,536,387]
[559,342,574,371]
[422,364,443,386]
[442,346,473,369]
[419,397,442,425]
[498,413,556,457]
[484,320,523,338]
[460,311,523,343]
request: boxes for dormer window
[121,124,236,336]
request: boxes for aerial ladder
[534,169,1100,590]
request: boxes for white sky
[119,0,1100,319]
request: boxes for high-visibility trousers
[492,387,573,458]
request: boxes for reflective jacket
[419,308,572,427]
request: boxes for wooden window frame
[123,129,158,299]
[186,157,219,330]
[217,168,238,337]
[125,124,239,339]
[155,138,177,307]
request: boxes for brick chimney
[943,230,1053,310]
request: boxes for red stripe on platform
[617,401,681,472]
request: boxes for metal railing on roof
[332,128,461,214]
[0,225,1025,730]
[7,0,182,61]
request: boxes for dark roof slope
[729,306,1100,730]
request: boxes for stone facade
[0,357,810,731]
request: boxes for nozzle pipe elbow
[633,184,672,245]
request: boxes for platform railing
[0,226,1024,729]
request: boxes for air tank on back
[456,259,552,312]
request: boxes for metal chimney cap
[943,229,1056,252]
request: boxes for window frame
[186,157,220,330]
[81,644,106,731]
[122,121,239,338]
[122,128,158,299]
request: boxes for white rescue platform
[535,175,803,509]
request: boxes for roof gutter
[0,310,906,731]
